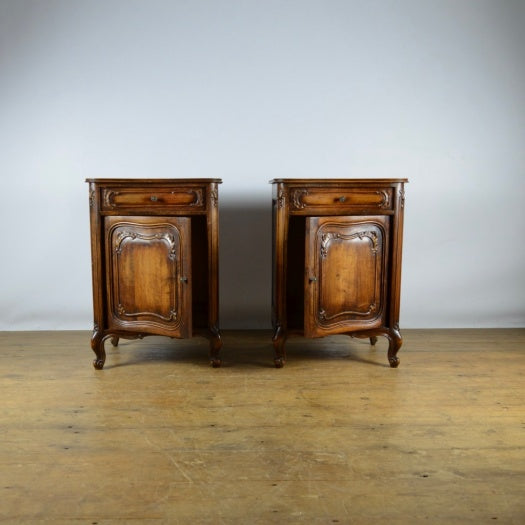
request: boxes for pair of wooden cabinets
[87,178,406,370]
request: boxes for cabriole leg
[91,329,106,370]
[272,325,286,368]
[386,326,402,368]
[207,326,222,368]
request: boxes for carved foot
[370,336,378,346]
[210,357,221,368]
[272,325,286,368]
[274,357,285,368]
[110,336,119,347]
[207,326,222,368]
[386,327,402,368]
[90,329,106,370]
[93,358,105,370]
[389,355,400,368]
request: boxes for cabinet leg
[352,330,401,367]
[272,325,286,368]
[386,327,402,368]
[207,326,222,368]
[110,335,119,347]
[91,330,106,370]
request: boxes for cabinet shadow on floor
[99,332,388,370]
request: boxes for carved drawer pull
[150,195,158,201]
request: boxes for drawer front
[289,187,393,212]
[102,187,206,211]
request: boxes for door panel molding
[105,216,191,338]
[305,216,389,337]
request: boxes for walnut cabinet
[271,179,407,368]
[87,179,222,369]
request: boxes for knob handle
[180,277,188,283]
[338,196,346,203]
[150,195,158,201]
[309,276,317,282]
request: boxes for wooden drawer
[101,187,206,211]
[289,187,393,212]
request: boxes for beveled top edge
[270,178,408,184]
[86,178,222,184]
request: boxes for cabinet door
[304,216,389,337]
[105,216,192,338]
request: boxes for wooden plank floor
[0,329,524,524]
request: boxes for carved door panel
[304,216,389,337]
[105,216,192,338]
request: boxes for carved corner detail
[104,191,118,208]
[189,189,204,206]
[399,189,405,209]
[277,189,286,209]
[377,190,391,209]
[210,189,218,208]
[291,189,308,209]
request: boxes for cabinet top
[270,178,407,184]
[86,178,222,184]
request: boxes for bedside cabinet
[271,178,407,368]
[87,178,222,369]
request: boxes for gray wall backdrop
[1,0,524,329]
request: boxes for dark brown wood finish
[87,178,222,369]
[271,178,407,368]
